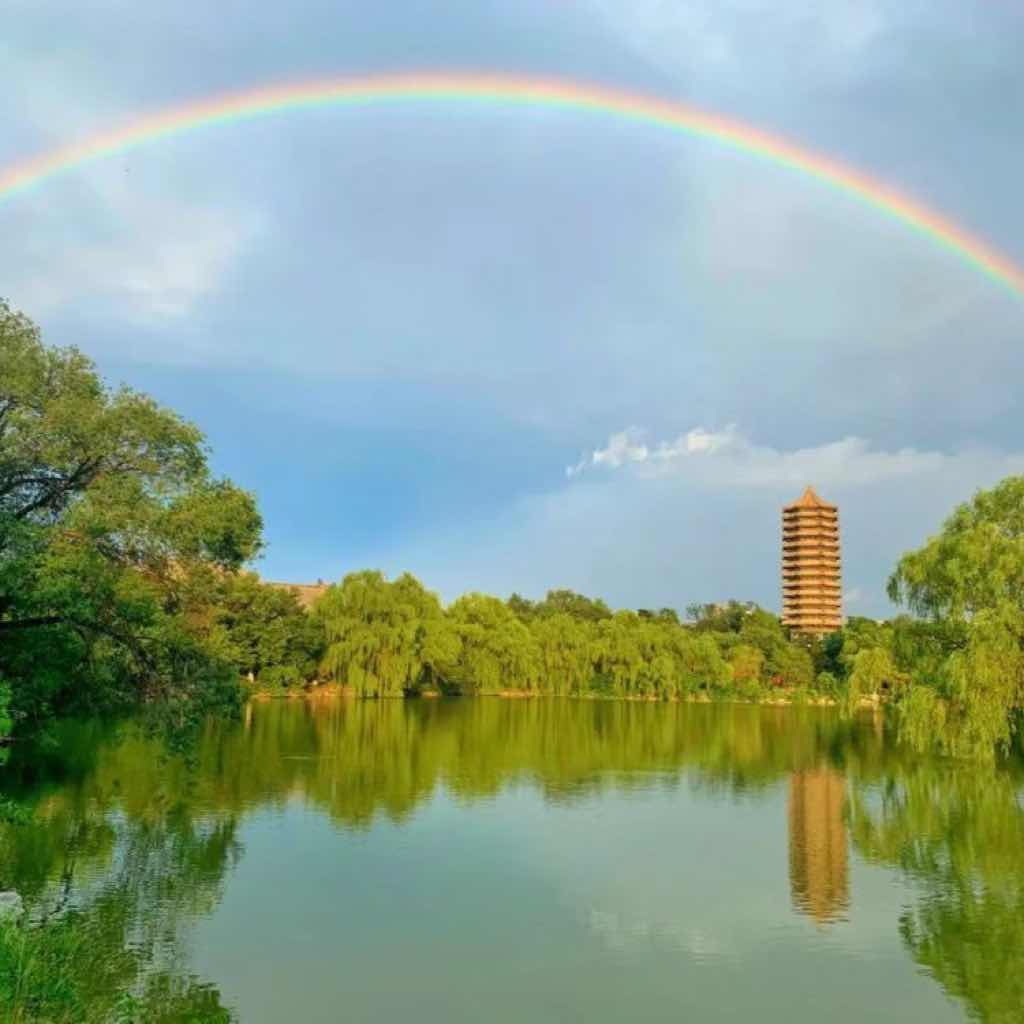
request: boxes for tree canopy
[883,477,1024,755]
[0,301,263,720]
[315,571,458,697]
[311,578,811,702]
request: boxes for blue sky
[3,1,1023,615]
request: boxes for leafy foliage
[888,477,1024,619]
[447,594,539,693]
[212,574,323,687]
[0,682,11,753]
[0,301,267,721]
[849,759,1024,1023]
[314,577,813,701]
[884,477,1024,756]
[315,571,458,697]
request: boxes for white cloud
[587,1,735,70]
[0,46,263,326]
[380,427,1024,616]
[585,0,889,83]
[4,183,263,324]
[569,426,739,477]
[568,425,973,489]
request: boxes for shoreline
[246,684,884,711]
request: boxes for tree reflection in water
[848,761,1024,1023]
[1,699,1022,1022]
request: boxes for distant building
[788,766,849,925]
[781,486,842,636]
[266,579,329,609]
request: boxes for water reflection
[1,699,1022,1022]
[847,761,1024,1022]
[788,767,848,924]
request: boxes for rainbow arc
[2,73,1022,298]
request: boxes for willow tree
[677,632,732,696]
[0,301,263,721]
[845,646,905,714]
[315,571,458,697]
[447,593,541,693]
[531,613,592,695]
[589,613,644,696]
[888,476,1024,755]
[631,619,689,699]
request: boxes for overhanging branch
[0,615,63,631]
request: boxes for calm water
[3,699,1023,1023]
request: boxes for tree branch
[0,615,63,631]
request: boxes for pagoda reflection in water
[788,766,849,924]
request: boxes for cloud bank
[568,425,964,488]
[380,427,1024,618]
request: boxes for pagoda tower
[781,486,842,636]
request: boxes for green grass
[0,914,233,1023]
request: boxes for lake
[2,698,1022,1022]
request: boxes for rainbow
[2,72,1022,298]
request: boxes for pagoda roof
[784,486,837,511]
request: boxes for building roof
[784,486,837,511]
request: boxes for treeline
[250,564,1024,763]
[2,300,1022,757]
[238,479,1024,763]
[0,298,829,734]
[308,573,820,700]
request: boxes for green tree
[888,477,1024,620]
[506,593,536,620]
[448,594,541,693]
[631,619,676,699]
[677,632,732,695]
[213,574,324,687]
[687,600,757,633]
[835,617,894,673]
[316,571,458,697]
[0,301,262,721]
[846,647,903,709]
[0,682,11,766]
[736,609,813,688]
[888,476,1024,755]
[729,644,766,688]
[589,613,644,696]
[531,614,592,696]
[534,589,613,622]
